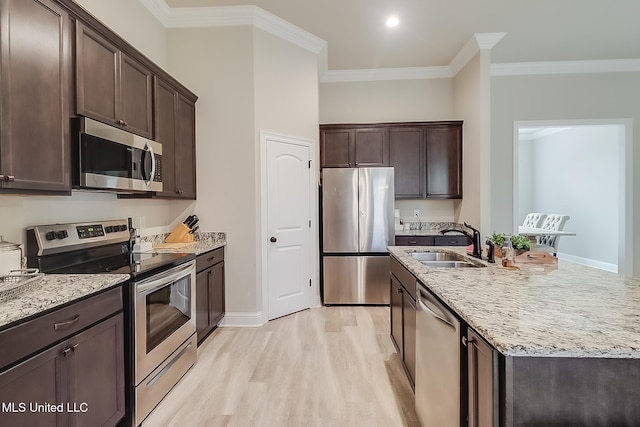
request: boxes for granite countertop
[0,274,129,330]
[144,231,226,256]
[388,246,640,359]
[395,230,444,236]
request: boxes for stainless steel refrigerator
[322,167,394,305]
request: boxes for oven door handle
[136,261,194,295]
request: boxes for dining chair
[536,214,570,256]
[521,213,547,228]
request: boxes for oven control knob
[119,225,127,232]
[45,231,57,240]
[56,230,68,239]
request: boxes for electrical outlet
[414,209,420,217]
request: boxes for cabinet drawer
[395,236,435,246]
[0,286,122,371]
[196,247,224,272]
[434,235,470,246]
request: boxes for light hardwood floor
[143,306,420,427]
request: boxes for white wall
[167,26,257,316]
[166,26,320,320]
[319,79,454,123]
[253,29,320,311]
[319,78,459,222]
[491,72,640,277]
[452,51,492,234]
[518,126,620,266]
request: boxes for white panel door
[266,138,312,320]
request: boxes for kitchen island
[389,246,640,426]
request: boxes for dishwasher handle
[416,287,456,329]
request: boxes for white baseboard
[557,252,618,273]
[218,299,322,327]
[218,311,267,327]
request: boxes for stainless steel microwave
[74,117,163,193]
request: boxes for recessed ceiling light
[385,15,399,28]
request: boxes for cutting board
[153,242,193,249]
[514,251,558,264]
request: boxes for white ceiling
[161,0,640,71]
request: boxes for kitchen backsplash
[407,222,465,231]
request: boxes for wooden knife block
[165,223,194,243]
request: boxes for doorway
[513,120,632,275]
[260,131,318,321]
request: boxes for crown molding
[138,0,326,55]
[321,66,453,83]
[449,32,506,75]
[138,0,171,26]
[491,59,640,76]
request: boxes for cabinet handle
[54,315,80,330]
[2,175,15,182]
[117,119,128,126]
[177,190,184,195]
[62,344,79,356]
[207,256,216,262]
[396,288,403,294]
[408,240,417,244]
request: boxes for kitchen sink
[410,252,468,262]
[409,251,485,268]
[419,260,483,268]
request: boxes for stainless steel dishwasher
[415,281,460,427]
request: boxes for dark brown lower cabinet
[390,256,417,387]
[196,248,225,345]
[466,328,498,427]
[0,313,125,427]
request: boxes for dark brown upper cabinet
[320,128,354,167]
[320,121,462,199]
[389,127,426,198]
[154,77,197,199]
[426,124,462,199]
[76,22,153,139]
[320,125,388,168]
[0,0,72,194]
[354,127,388,166]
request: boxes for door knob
[270,237,277,242]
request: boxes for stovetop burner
[45,252,195,278]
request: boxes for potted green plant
[486,232,506,258]
[510,234,531,255]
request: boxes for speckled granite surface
[388,246,640,358]
[0,274,128,330]
[144,232,226,255]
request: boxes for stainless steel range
[26,219,197,426]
